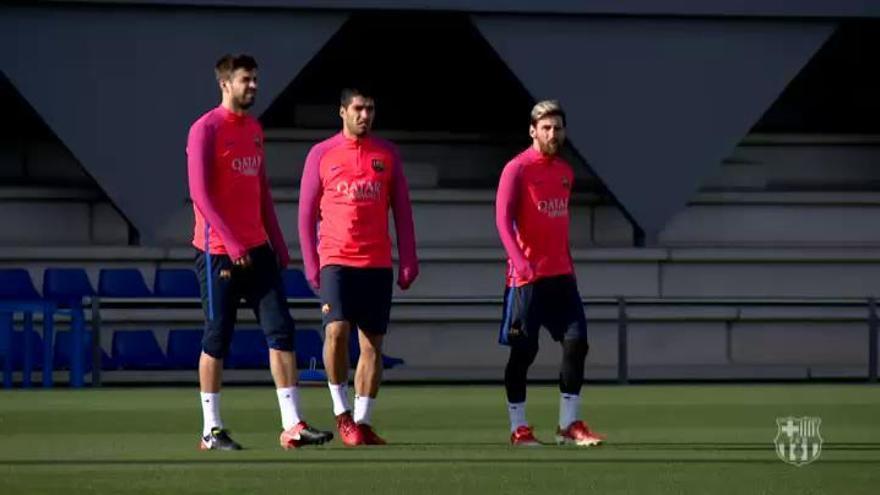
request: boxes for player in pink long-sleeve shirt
[299,87,418,446]
[495,100,604,448]
[187,54,331,451]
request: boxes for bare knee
[358,331,383,361]
[325,321,350,345]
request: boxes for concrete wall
[5,134,880,249]
[0,189,129,246]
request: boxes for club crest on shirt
[371,159,385,172]
[562,177,570,189]
[254,136,263,148]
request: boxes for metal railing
[72,295,880,387]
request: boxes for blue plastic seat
[382,354,406,370]
[153,269,200,298]
[299,369,327,381]
[381,354,405,369]
[282,269,316,298]
[1,269,59,388]
[42,268,95,306]
[112,330,166,370]
[225,329,269,369]
[0,331,43,371]
[41,268,93,387]
[98,269,152,297]
[54,331,115,371]
[166,329,203,369]
[295,328,324,370]
[0,269,41,300]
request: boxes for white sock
[276,387,303,430]
[353,395,374,425]
[559,393,581,430]
[508,402,527,433]
[328,382,350,416]
[200,392,223,436]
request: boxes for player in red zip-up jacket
[496,100,604,447]
[299,87,418,446]
[187,54,331,451]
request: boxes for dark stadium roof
[36,0,880,19]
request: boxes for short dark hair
[340,87,374,107]
[215,54,258,82]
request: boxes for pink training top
[496,146,575,287]
[187,105,289,266]
[298,132,418,289]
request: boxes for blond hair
[530,100,566,126]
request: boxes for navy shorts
[498,274,588,346]
[319,265,393,335]
[194,243,295,358]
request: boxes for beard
[538,139,561,155]
[235,91,256,109]
[348,119,371,136]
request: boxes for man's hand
[397,264,419,290]
[513,259,535,282]
[306,266,320,292]
[233,253,253,268]
[275,248,290,271]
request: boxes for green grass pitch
[1,384,878,494]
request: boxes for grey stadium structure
[1,0,880,385]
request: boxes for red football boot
[358,423,387,445]
[279,421,334,449]
[555,420,605,447]
[510,425,542,446]
[336,412,365,447]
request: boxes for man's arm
[297,145,324,290]
[187,120,248,260]
[390,150,418,290]
[495,161,534,281]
